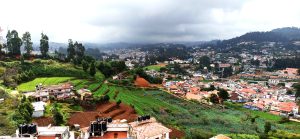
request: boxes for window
[114,133,118,139]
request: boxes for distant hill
[29,27,300,51]
[209,27,300,50]
[224,27,300,44]
[271,27,300,40]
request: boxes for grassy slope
[0,99,16,135]
[144,65,163,71]
[17,77,75,91]
[0,60,105,135]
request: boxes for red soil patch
[67,102,137,128]
[134,76,150,87]
[33,117,53,126]
[169,127,185,139]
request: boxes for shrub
[188,128,214,139]
[278,117,290,124]
[116,100,122,106]
[264,121,271,133]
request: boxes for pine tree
[67,39,75,60]
[40,33,49,58]
[22,32,33,56]
[82,59,89,72]
[89,62,96,76]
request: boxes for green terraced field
[89,84,300,137]
[17,77,74,91]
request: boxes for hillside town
[1,0,300,138]
[163,68,300,119]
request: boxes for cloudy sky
[1,0,300,43]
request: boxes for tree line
[1,30,49,58]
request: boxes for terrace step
[108,109,126,118]
[101,103,118,113]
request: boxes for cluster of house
[24,83,74,102]
[1,116,173,139]
[237,68,300,80]
[1,116,232,139]
[24,83,93,118]
[164,78,300,119]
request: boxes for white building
[31,101,46,118]
[37,126,71,139]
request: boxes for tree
[209,94,219,104]
[201,85,215,91]
[217,88,230,101]
[295,84,300,99]
[89,62,96,76]
[297,99,300,115]
[22,32,33,56]
[11,96,34,125]
[222,67,233,78]
[117,100,122,107]
[97,62,113,77]
[74,41,85,64]
[264,121,271,133]
[286,89,293,95]
[7,30,22,56]
[198,56,210,70]
[40,33,49,58]
[250,59,260,67]
[82,59,89,72]
[6,30,12,53]
[110,61,127,73]
[295,83,300,114]
[67,39,75,60]
[51,103,64,125]
[0,43,3,53]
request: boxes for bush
[187,128,214,139]
[268,130,300,138]
[278,117,290,124]
[117,100,122,106]
[264,121,271,133]
[227,134,259,139]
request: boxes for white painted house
[31,101,46,118]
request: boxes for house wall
[103,131,127,139]
[32,110,44,118]
[90,131,127,139]
[144,132,169,139]
[38,136,59,139]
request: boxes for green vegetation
[135,68,162,84]
[44,102,74,124]
[0,89,17,135]
[96,61,127,78]
[51,103,64,126]
[144,65,163,71]
[88,83,300,138]
[69,104,83,111]
[0,57,299,138]
[6,30,22,56]
[40,33,49,58]
[17,77,74,91]
[10,96,34,126]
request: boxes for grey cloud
[87,0,246,42]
